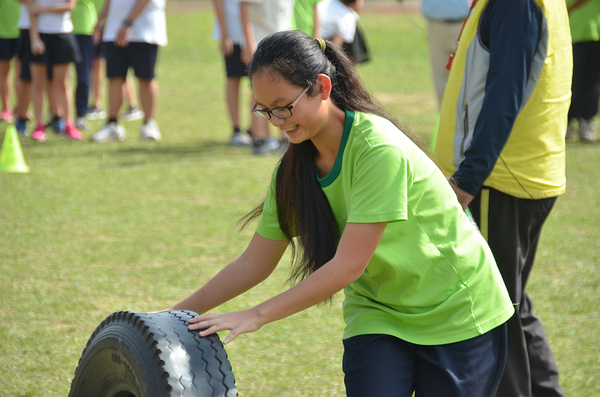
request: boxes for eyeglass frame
[251,85,311,120]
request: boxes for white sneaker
[140,119,161,141]
[579,118,596,143]
[90,122,126,142]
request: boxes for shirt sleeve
[347,143,410,223]
[256,168,288,241]
[452,0,543,196]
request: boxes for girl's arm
[189,222,386,344]
[28,7,44,55]
[28,0,77,15]
[213,0,234,56]
[240,1,256,65]
[312,3,320,38]
[93,0,111,45]
[169,232,289,315]
[115,0,152,47]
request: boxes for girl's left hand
[115,26,130,47]
[188,309,263,345]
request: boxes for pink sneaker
[0,110,14,122]
[31,123,47,142]
[61,121,83,140]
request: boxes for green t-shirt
[0,0,20,39]
[292,0,321,36]
[257,110,514,345]
[72,0,98,35]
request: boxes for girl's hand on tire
[188,310,263,345]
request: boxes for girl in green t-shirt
[169,30,513,396]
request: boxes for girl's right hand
[221,37,234,57]
[241,42,256,65]
[31,38,45,55]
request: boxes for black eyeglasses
[251,86,310,120]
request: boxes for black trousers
[470,187,566,397]
[74,35,93,118]
[568,40,600,121]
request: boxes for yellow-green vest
[435,0,572,199]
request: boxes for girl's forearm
[253,222,385,327]
[169,233,288,314]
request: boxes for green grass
[1,6,598,397]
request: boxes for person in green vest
[0,0,21,122]
[71,0,98,130]
[566,0,600,143]
[169,31,514,397]
[435,0,571,395]
[293,0,322,38]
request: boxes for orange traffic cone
[0,125,30,173]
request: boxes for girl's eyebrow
[254,96,291,109]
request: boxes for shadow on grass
[12,135,254,166]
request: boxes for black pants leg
[568,40,600,121]
[470,188,565,397]
[74,35,93,118]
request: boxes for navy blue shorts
[342,324,508,397]
[104,41,158,80]
[224,44,248,78]
[29,33,81,66]
[0,38,18,60]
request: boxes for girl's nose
[269,116,285,127]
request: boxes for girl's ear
[316,74,332,100]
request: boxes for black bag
[343,22,371,64]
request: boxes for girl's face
[251,71,329,145]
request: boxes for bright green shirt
[72,0,97,35]
[257,110,513,345]
[568,0,600,43]
[0,0,20,39]
[292,0,321,36]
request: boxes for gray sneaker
[231,130,253,146]
[76,117,89,130]
[252,139,270,155]
[579,118,596,143]
[140,119,161,141]
[90,122,126,142]
[121,107,144,121]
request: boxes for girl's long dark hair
[241,30,421,286]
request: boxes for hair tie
[315,38,326,53]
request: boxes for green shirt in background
[72,0,98,35]
[257,110,514,346]
[292,0,321,36]
[0,0,21,39]
[569,0,600,42]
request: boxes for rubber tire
[69,310,237,397]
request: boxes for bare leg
[30,63,47,125]
[91,57,103,109]
[124,73,138,109]
[0,60,11,112]
[226,76,241,129]
[249,94,269,140]
[51,63,71,121]
[15,58,32,119]
[108,77,125,119]
[137,78,155,121]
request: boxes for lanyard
[446,0,480,71]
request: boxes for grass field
[1,4,598,396]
